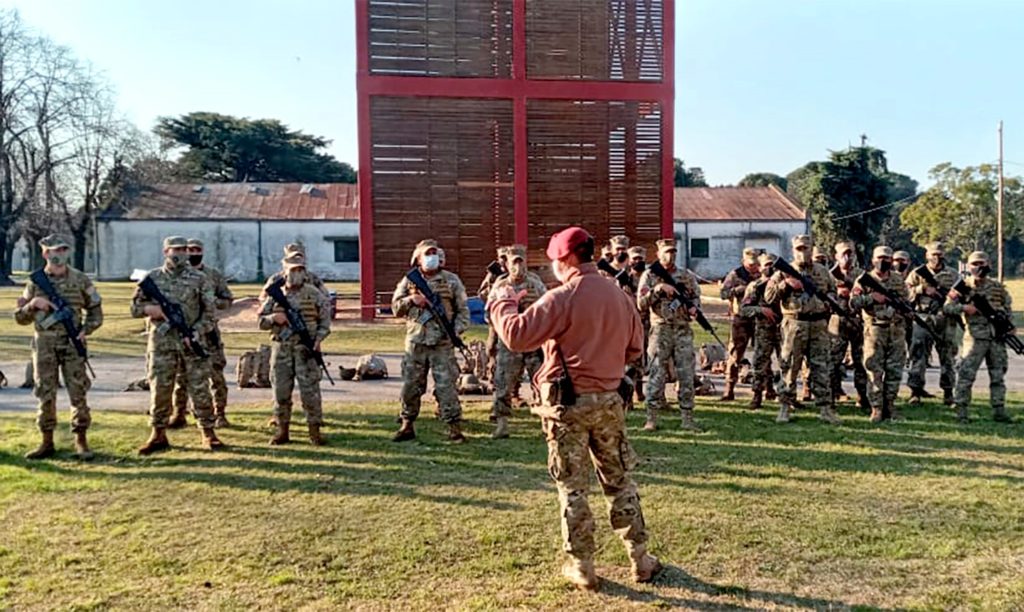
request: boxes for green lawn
[2,396,1023,610]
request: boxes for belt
[789,312,830,322]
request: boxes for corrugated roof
[674,185,806,221]
[101,182,359,221]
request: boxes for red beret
[546,226,592,260]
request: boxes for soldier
[740,252,781,409]
[610,235,630,272]
[133,236,223,454]
[260,243,328,299]
[812,246,829,266]
[893,250,914,354]
[16,234,103,460]
[851,246,909,423]
[765,235,842,425]
[626,246,649,402]
[392,239,471,443]
[906,242,959,405]
[169,238,234,429]
[829,240,869,412]
[488,245,547,438]
[600,245,614,265]
[259,253,332,445]
[638,239,702,432]
[946,251,1013,423]
[478,246,510,382]
[719,247,761,401]
[488,226,660,591]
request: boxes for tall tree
[155,112,356,183]
[674,158,707,187]
[738,172,787,190]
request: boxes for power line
[827,191,921,221]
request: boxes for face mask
[422,254,440,271]
[615,252,628,264]
[46,253,69,267]
[188,254,203,267]
[167,253,187,269]
[973,265,990,278]
[509,261,526,279]
[632,261,646,273]
[287,271,305,287]
[895,262,908,273]
[876,260,892,273]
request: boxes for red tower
[357,0,675,319]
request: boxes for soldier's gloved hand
[964,304,978,316]
[313,339,322,352]
[143,304,166,321]
[784,276,803,291]
[28,296,54,311]
[411,293,429,307]
[272,312,288,325]
[871,292,887,304]
[655,283,677,297]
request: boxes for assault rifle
[137,274,208,358]
[647,261,726,349]
[911,265,946,315]
[266,278,334,384]
[951,278,1024,355]
[830,264,853,290]
[773,257,853,319]
[856,272,943,342]
[597,258,633,291]
[485,260,505,279]
[29,269,96,378]
[406,267,470,361]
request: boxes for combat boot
[562,557,599,592]
[74,431,94,461]
[308,423,325,446]
[869,408,884,424]
[643,416,658,431]
[765,382,777,400]
[635,385,645,402]
[25,430,55,460]
[214,409,230,429]
[492,416,510,439]
[907,389,923,406]
[447,421,466,443]
[720,383,735,402]
[943,388,954,406]
[993,407,1013,423]
[137,427,169,456]
[680,410,703,432]
[628,543,663,584]
[392,418,416,442]
[819,406,842,425]
[167,411,188,429]
[775,403,791,424]
[749,389,763,410]
[956,405,970,423]
[858,394,872,415]
[201,428,224,450]
[888,405,906,422]
[270,422,290,445]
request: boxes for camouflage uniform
[259,254,332,442]
[719,248,760,399]
[945,251,1012,422]
[132,236,221,453]
[260,243,329,299]
[828,241,868,408]
[851,247,909,422]
[479,246,510,385]
[906,242,959,404]
[638,239,701,430]
[765,235,841,424]
[393,240,470,440]
[15,234,103,460]
[894,250,914,355]
[739,252,781,408]
[626,246,649,402]
[489,245,547,433]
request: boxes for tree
[674,158,707,187]
[738,172,787,190]
[900,163,1023,261]
[155,112,356,183]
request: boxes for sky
[3,0,1022,188]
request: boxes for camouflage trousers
[751,323,781,394]
[32,333,91,433]
[863,323,906,411]
[907,315,957,393]
[148,345,214,429]
[831,322,867,399]
[400,341,462,424]
[644,323,695,415]
[541,391,648,561]
[271,340,323,427]
[954,336,1008,415]
[779,317,831,410]
[490,341,542,419]
[173,339,228,416]
[724,317,754,385]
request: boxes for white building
[674,185,809,279]
[94,182,359,281]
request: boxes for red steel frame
[356,0,675,320]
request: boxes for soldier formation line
[13,227,1019,591]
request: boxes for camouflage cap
[812,246,827,259]
[283,242,306,256]
[758,252,778,265]
[742,247,761,263]
[968,250,989,264]
[610,235,630,249]
[872,245,894,259]
[791,234,812,248]
[627,246,647,259]
[925,241,945,255]
[163,236,187,249]
[834,240,855,255]
[893,250,910,261]
[656,238,677,253]
[39,234,71,250]
[186,238,204,249]
[281,253,306,270]
[409,239,439,265]
[507,244,527,261]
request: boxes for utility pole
[998,120,1005,281]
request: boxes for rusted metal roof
[674,185,806,221]
[101,182,359,221]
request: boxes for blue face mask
[422,254,440,271]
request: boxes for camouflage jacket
[636,265,701,327]
[944,275,1012,341]
[258,283,332,343]
[850,270,908,325]
[392,269,470,346]
[15,267,103,337]
[489,272,547,312]
[720,265,756,317]
[740,276,779,328]
[906,264,958,314]
[130,264,215,352]
[765,261,836,317]
[195,264,234,311]
[261,269,328,300]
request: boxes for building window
[333,238,359,263]
[690,238,709,259]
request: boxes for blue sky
[5,0,1022,187]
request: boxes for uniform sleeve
[392,277,414,318]
[313,275,329,296]
[14,280,37,325]
[764,271,787,305]
[490,288,570,353]
[849,277,873,310]
[689,274,702,308]
[130,281,153,319]
[905,270,925,303]
[81,276,103,335]
[533,276,548,298]
[315,290,331,340]
[258,297,277,330]
[719,270,746,301]
[451,275,470,335]
[1002,284,1013,315]
[196,275,217,333]
[625,298,644,364]
[477,273,495,302]
[636,270,657,313]
[214,271,234,310]
[739,282,762,319]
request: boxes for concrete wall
[94,219,359,281]
[674,219,808,279]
